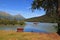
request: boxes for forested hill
[25,13,57,23]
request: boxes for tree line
[0,19,25,25]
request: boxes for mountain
[0,11,13,20]
[0,11,25,20]
[14,14,25,20]
[25,13,57,23]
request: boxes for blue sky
[0,0,45,19]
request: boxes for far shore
[0,24,25,27]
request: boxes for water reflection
[0,22,58,33]
[24,22,58,33]
[0,25,24,31]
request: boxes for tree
[31,0,60,35]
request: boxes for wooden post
[57,0,60,35]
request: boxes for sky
[0,0,46,19]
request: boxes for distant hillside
[0,11,13,20]
[26,13,57,23]
[14,14,25,21]
[0,11,25,20]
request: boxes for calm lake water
[0,22,58,33]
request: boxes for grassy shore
[0,30,60,40]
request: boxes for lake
[0,22,58,33]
